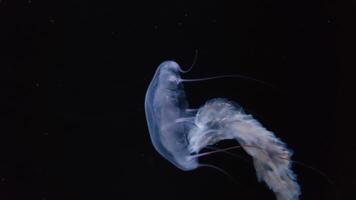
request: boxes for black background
[0,0,354,200]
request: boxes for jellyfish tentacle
[179,49,198,73]
[198,163,239,185]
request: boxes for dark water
[1,0,354,200]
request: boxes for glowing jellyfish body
[144,61,301,200]
[144,61,198,170]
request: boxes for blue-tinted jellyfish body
[144,61,301,200]
[144,61,198,170]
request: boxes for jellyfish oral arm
[187,99,300,200]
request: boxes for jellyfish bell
[144,60,199,171]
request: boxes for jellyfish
[144,61,301,200]
[144,61,199,171]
